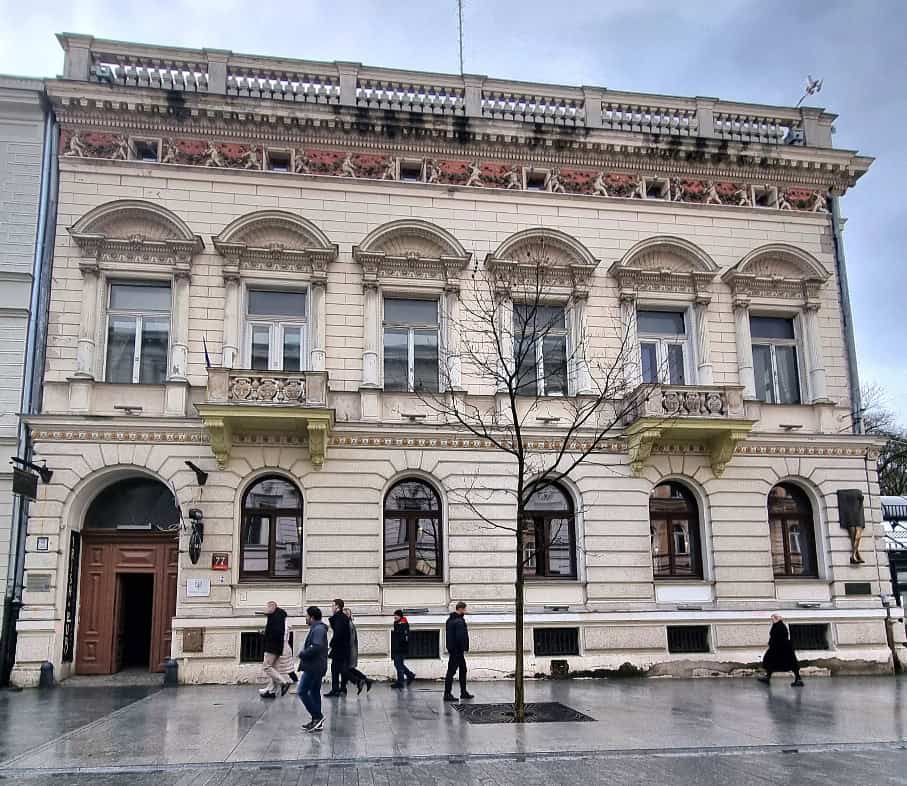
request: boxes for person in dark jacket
[343,607,374,694]
[444,601,473,701]
[297,606,329,732]
[390,609,416,689]
[259,601,291,698]
[325,598,351,697]
[758,614,804,687]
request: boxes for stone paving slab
[1,676,906,772]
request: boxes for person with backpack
[297,606,329,732]
[390,609,416,689]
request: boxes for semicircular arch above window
[84,476,179,531]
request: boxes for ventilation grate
[533,628,580,657]
[667,625,710,654]
[240,632,265,663]
[409,630,440,659]
[789,623,829,651]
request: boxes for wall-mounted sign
[186,577,211,597]
[12,468,38,500]
[35,536,49,552]
[211,553,229,571]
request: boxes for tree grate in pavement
[451,701,594,724]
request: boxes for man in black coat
[260,600,290,698]
[325,598,351,697]
[758,614,804,687]
[444,601,474,701]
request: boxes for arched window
[523,482,576,579]
[85,477,179,530]
[240,476,303,581]
[768,483,817,577]
[384,479,442,579]
[650,482,702,579]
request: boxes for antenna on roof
[457,0,465,75]
[796,75,823,108]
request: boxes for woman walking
[344,607,374,694]
[758,614,804,687]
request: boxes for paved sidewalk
[1,676,906,776]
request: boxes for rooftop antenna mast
[457,0,464,75]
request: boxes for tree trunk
[514,509,525,722]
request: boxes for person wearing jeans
[390,609,415,688]
[297,606,329,732]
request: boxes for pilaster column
[803,303,829,402]
[444,286,462,390]
[694,296,714,385]
[310,279,327,372]
[497,291,514,389]
[733,297,755,398]
[75,261,99,379]
[619,293,640,391]
[361,282,380,387]
[222,271,240,369]
[572,294,593,394]
[169,267,191,381]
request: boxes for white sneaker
[259,688,275,697]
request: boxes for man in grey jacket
[297,606,329,732]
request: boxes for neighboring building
[10,34,897,684]
[883,496,907,608]
[0,75,53,683]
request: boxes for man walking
[297,606,329,732]
[444,601,473,702]
[390,609,416,689]
[325,598,351,697]
[259,600,291,698]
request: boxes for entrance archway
[75,476,179,674]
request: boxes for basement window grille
[533,628,580,657]
[409,629,440,659]
[240,632,265,663]
[667,625,710,654]
[789,623,829,651]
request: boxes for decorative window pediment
[213,210,338,280]
[609,236,718,299]
[68,199,204,269]
[353,219,471,288]
[722,244,829,304]
[484,228,599,297]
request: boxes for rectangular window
[383,298,439,392]
[789,623,830,651]
[525,169,547,190]
[105,282,171,384]
[408,630,441,659]
[513,304,568,396]
[239,632,265,663]
[533,628,580,657]
[245,289,307,372]
[751,316,801,404]
[399,160,422,181]
[666,625,710,654]
[638,309,688,385]
[266,149,291,172]
[131,139,160,162]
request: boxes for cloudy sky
[2,0,904,424]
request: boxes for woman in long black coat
[758,614,803,687]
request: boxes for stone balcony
[195,368,334,469]
[622,383,754,477]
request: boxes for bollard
[38,661,55,689]
[163,658,179,687]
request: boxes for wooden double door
[75,532,178,675]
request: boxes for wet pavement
[1,677,906,783]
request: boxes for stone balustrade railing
[623,383,746,425]
[206,368,328,408]
[58,34,835,148]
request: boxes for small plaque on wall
[186,577,210,597]
[182,628,204,653]
[212,553,229,571]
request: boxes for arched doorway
[75,476,179,674]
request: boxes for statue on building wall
[426,159,441,184]
[812,192,829,213]
[592,171,609,197]
[63,131,86,157]
[293,150,309,174]
[545,168,565,194]
[631,176,646,200]
[242,147,261,170]
[341,153,358,178]
[204,142,225,168]
[734,184,752,207]
[161,138,177,164]
[777,190,793,210]
[380,158,397,180]
[504,166,521,190]
[112,136,130,161]
[705,181,722,205]
[837,489,866,564]
[465,160,482,187]
[670,179,684,202]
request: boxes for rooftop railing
[58,34,835,148]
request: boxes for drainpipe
[0,98,57,686]
[829,194,862,434]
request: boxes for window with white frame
[638,309,689,385]
[383,297,440,392]
[245,289,307,372]
[513,303,569,396]
[105,282,171,384]
[750,315,801,404]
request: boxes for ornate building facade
[10,34,899,684]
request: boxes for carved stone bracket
[709,429,752,477]
[627,425,662,475]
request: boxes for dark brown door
[75,533,177,675]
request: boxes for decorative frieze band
[59,128,831,214]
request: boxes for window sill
[523,577,581,583]
[237,578,303,585]
[383,578,446,584]
[654,577,712,584]
[773,576,829,584]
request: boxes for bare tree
[415,239,656,721]
[862,384,907,497]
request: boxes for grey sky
[2,0,904,424]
